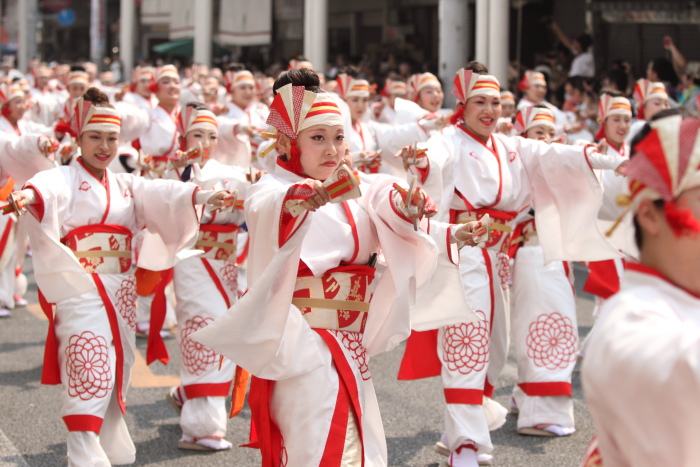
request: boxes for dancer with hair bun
[8,87,230,466]
[193,69,483,467]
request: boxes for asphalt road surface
[1,259,596,467]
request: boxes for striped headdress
[518,70,547,92]
[513,106,556,134]
[70,97,121,136]
[67,71,89,87]
[0,83,25,106]
[451,68,500,104]
[598,94,632,121]
[408,73,441,102]
[633,79,668,120]
[266,83,343,139]
[335,74,370,99]
[178,106,218,136]
[224,70,255,93]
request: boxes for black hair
[70,65,86,72]
[227,63,245,72]
[600,89,624,99]
[185,101,208,111]
[336,66,360,78]
[83,87,113,108]
[465,61,489,75]
[602,68,628,93]
[575,33,593,51]
[566,75,587,93]
[272,69,321,94]
[649,58,679,87]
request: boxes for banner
[217,0,272,46]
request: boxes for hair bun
[83,87,110,106]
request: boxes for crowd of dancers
[0,43,698,467]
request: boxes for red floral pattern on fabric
[180,316,218,375]
[198,230,237,262]
[220,263,238,294]
[496,251,511,290]
[526,312,578,370]
[442,310,490,374]
[115,277,136,332]
[65,331,113,400]
[332,330,370,380]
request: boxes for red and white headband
[71,97,121,135]
[514,106,555,134]
[451,68,500,104]
[335,74,370,99]
[267,84,343,139]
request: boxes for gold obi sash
[195,223,239,263]
[62,224,133,274]
[511,219,539,248]
[456,209,516,251]
[292,265,376,333]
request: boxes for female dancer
[9,88,228,466]
[193,69,481,466]
[398,63,624,467]
[165,103,250,451]
[335,72,442,176]
[584,92,636,301]
[508,105,578,438]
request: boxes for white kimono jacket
[23,159,201,430]
[193,162,475,466]
[215,101,270,167]
[582,262,700,467]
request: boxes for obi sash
[61,224,133,274]
[195,223,239,263]
[455,208,517,252]
[292,264,375,333]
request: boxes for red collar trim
[458,124,494,150]
[77,157,107,186]
[604,139,625,157]
[627,262,700,300]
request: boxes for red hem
[63,414,104,433]
[183,381,233,399]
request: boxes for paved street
[1,259,596,467]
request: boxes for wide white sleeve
[369,120,429,154]
[583,294,700,467]
[510,135,621,263]
[191,175,326,380]
[115,101,150,143]
[129,175,203,270]
[22,168,95,302]
[0,134,56,185]
[359,177,477,356]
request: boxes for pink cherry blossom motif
[180,316,218,375]
[442,310,490,374]
[526,312,578,370]
[496,252,510,290]
[220,263,238,295]
[115,277,136,332]
[332,330,370,380]
[65,331,113,400]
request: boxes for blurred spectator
[679,62,700,112]
[646,57,679,103]
[551,21,595,78]
[601,68,629,95]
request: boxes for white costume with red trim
[410,126,620,454]
[510,214,578,432]
[22,159,202,466]
[347,119,427,177]
[28,88,62,127]
[171,159,250,445]
[0,122,55,310]
[215,101,269,167]
[136,104,181,178]
[582,263,700,467]
[193,161,475,466]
